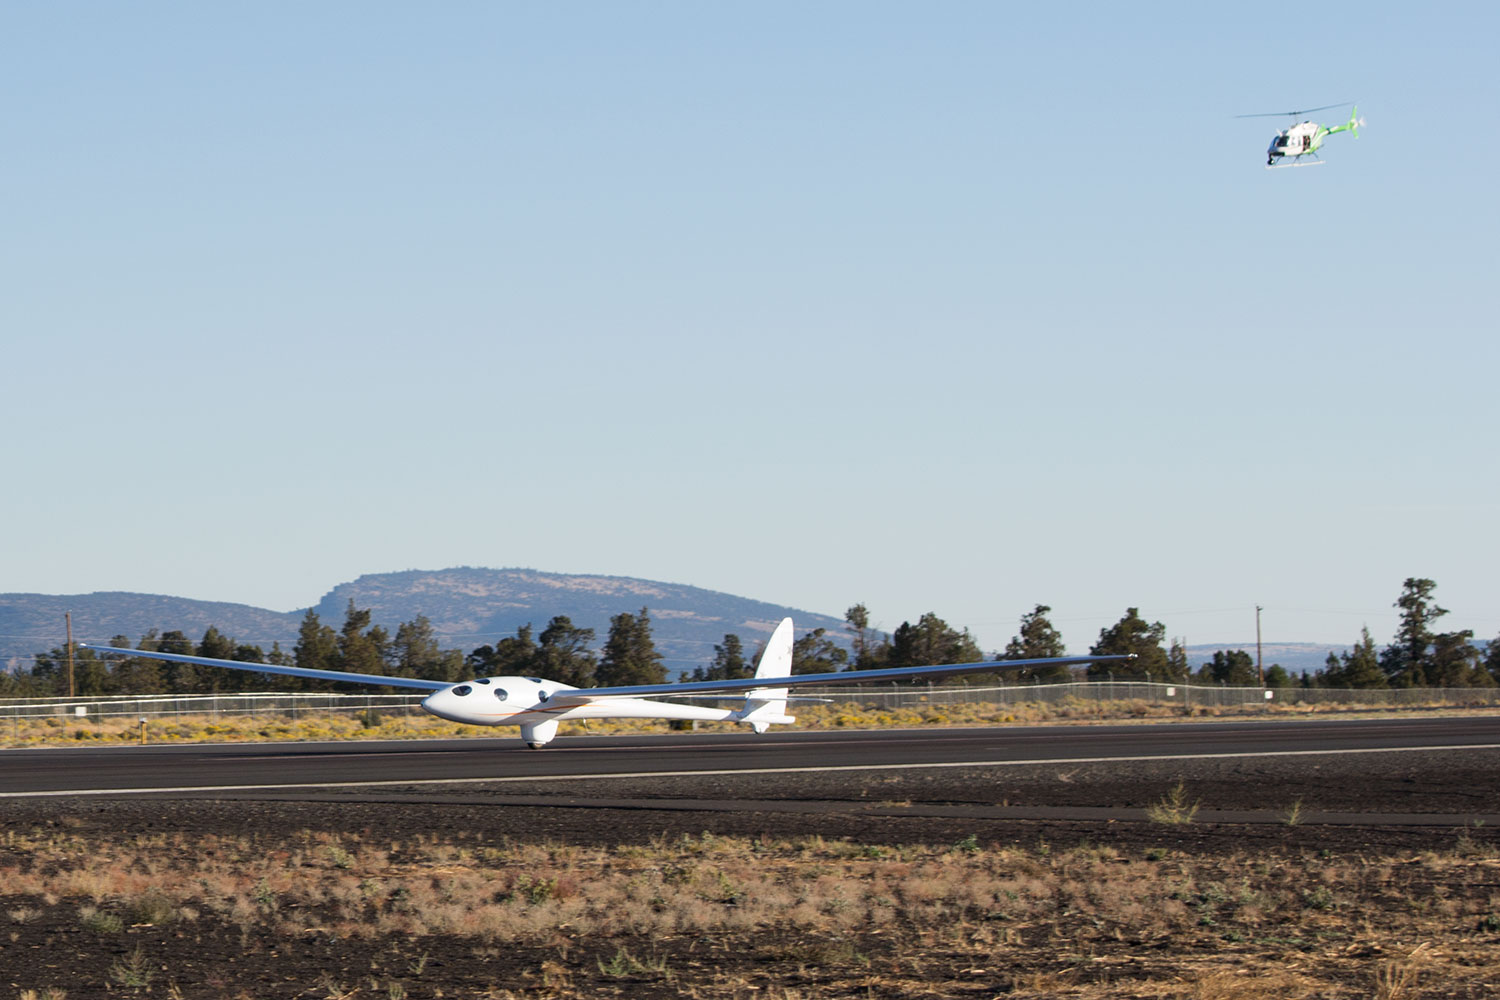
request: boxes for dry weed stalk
[1145,780,1201,824]
[1374,942,1431,1000]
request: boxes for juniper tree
[887,613,982,669]
[792,627,849,674]
[1088,608,1172,680]
[1004,605,1070,683]
[1320,627,1387,688]
[468,623,538,677]
[1381,578,1447,686]
[598,607,665,686]
[535,616,597,688]
[1380,578,1481,687]
[692,633,751,681]
[1198,649,1256,685]
[293,610,340,690]
[845,604,881,669]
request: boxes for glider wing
[78,643,449,691]
[548,654,1131,704]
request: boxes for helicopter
[1237,102,1365,168]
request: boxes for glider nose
[420,685,471,723]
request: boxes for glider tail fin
[736,617,796,733]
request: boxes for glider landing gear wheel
[520,720,559,749]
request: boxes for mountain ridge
[0,567,849,673]
[2,567,1355,677]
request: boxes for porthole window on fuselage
[474,678,491,685]
[495,689,508,701]
[453,685,472,697]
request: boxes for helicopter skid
[1266,159,1326,170]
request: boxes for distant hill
[0,592,304,671]
[1,568,1364,680]
[307,567,849,670]
[0,567,848,675]
[1184,643,1345,678]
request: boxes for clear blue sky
[4,2,1495,655]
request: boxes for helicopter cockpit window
[1274,136,1288,148]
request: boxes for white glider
[82,619,1129,747]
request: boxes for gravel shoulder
[4,739,1499,997]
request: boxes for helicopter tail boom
[1328,106,1365,140]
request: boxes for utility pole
[1255,605,1264,686]
[66,612,76,698]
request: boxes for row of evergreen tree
[7,578,1494,698]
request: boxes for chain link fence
[0,692,425,723]
[4,681,1499,724]
[793,680,1500,712]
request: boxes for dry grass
[7,698,1498,749]
[4,825,1500,996]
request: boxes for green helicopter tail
[1329,106,1365,139]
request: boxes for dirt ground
[3,749,1500,998]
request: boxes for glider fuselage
[419,675,747,727]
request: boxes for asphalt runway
[4,715,1500,799]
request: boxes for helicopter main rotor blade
[1235,101,1352,119]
